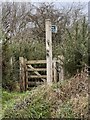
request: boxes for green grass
[2,90,31,118]
[2,86,51,118]
[56,101,74,118]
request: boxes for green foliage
[10,41,46,60]
[54,16,88,77]
[2,90,25,105]
[2,40,46,90]
[57,101,74,118]
[3,89,51,118]
[2,37,13,89]
[2,90,27,114]
[2,91,13,104]
[27,100,50,118]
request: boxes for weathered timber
[26,60,46,64]
[29,75,47,78]
[19,57,25,91]
[27,68,46,71]
[25,58,28,91]
[45,19,52,84]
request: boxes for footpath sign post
[45,19,57,84]
[45,19,52,84]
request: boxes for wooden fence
[19,57,64,91]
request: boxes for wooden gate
[26,59,47,90]
[19,57,64,91]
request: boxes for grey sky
[0,0,88,14]
[1,0,90,3]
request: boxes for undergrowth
[2,72,88,119]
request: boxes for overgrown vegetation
[2,71,88,119]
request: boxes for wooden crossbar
[29,75,47,78]
[26,60,46,64]
[26,60,60,64]
[27,68,46,71]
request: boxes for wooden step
[27,68,46,71]
[28,75,47,78]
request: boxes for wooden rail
[27,68,46,71]
[29,75,47,78]
[26,60,46,64]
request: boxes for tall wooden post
[19,57,25,92]
[25,58,28,91]
[45,19,52,84]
